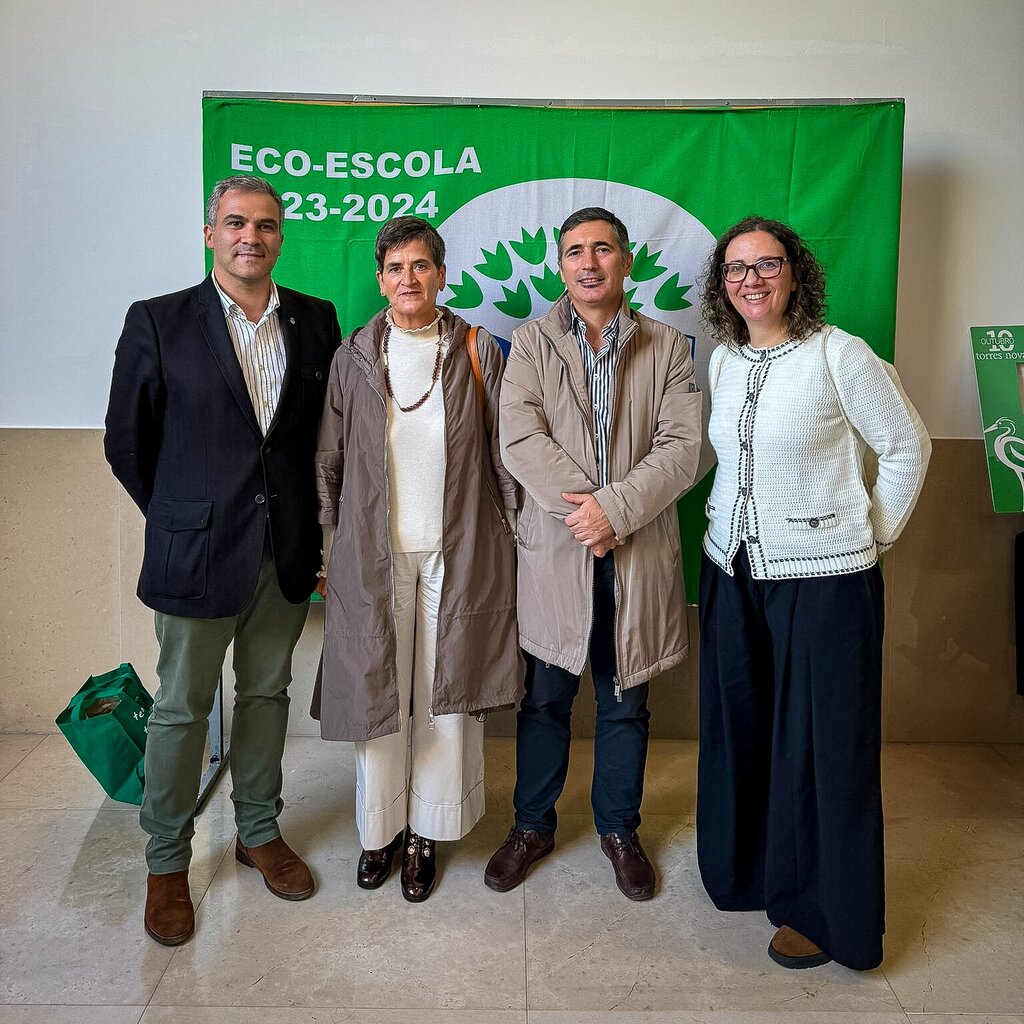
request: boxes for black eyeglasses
[720,257,790,283]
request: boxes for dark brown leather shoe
[235,835,314,901]
[144,869,194,945]
[357,830,404,890]
[768,925,832,969]
[600,831,655,901]
[401,828,436,903]
[484,827,555,892]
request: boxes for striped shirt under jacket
[212,274,286,435]
[569,304,622,488]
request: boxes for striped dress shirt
[212,273,286,435]
[569,304,622,487]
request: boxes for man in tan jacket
[484,207,702,900]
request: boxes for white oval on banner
[439,177,716,481]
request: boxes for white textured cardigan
[703,327,931,579]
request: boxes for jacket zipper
[485,484,511,533]
[428,325,458,729]
[549,340,600,460]
[605,319,636,701]
[546,337,600,666]
[428,335,452,729]
[366,372,401,732]
[547,318,635,689]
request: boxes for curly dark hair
[700,216,827,346]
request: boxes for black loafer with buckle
[401,828,436,903]
[357,830,404,890]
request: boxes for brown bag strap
[465,326,486,412]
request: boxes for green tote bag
[55,663,153,805]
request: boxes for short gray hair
[205,175,283,228]
[374,216,445,272]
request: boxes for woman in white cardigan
[696,216,930,971]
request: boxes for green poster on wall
[971,325,1024,514]
[203,97,905,597]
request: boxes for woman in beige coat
[313,217,521,902]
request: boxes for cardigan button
[255,493,266,505]
[809,517,819,527]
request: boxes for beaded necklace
[381,316,444,412]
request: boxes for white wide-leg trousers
[355,549,485,850]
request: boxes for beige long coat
[312,308,523,742]
[499,294,702,690]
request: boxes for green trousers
[141,555,310,874]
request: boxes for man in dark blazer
[104,174,341,946]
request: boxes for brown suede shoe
[144,870,194,946]
[767,925,832,969]
[357,830,404,890]
[235,835,314,901]
[484,827,555,892]
[600,831,656,901]
[400,828,437,903]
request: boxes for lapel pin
[290,317,296,325]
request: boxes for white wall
[1,0,1020,436]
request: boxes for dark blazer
[104,274,341,618]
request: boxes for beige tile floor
[1,734,1022,1024]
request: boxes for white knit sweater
[703,327,931,579]
[385,314,448,553]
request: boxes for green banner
[971,325,1024,513]
[203,97,905,597]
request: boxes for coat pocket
[300,363,329,413]
[516,498,537,550]
[785,511,840,532]
[145,497,213,599]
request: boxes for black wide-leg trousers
[696,545,885,971]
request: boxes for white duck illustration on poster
[984,416,1024,510]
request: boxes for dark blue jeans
[513,553,650,837]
